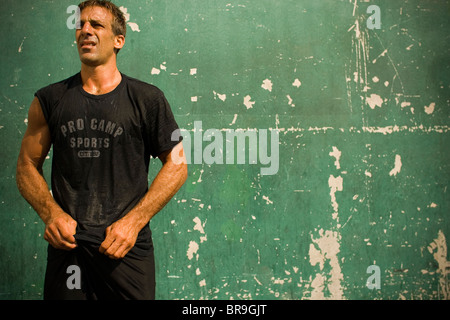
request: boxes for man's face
[76,6,124,66]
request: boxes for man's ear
[114,35,125,51]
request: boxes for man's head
[76,0,127,66]
[78,0,127,39]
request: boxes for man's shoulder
[36,73,80,96]
[122,73,164,98]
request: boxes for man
[16,0,187,299]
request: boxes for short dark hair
[78,0,127,38]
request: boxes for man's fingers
[110,242,133,259]
[99,225,134,259]
[99,227,114,254]
[44,231,76,250]
[100,238,125,259]
[59,225,77,244]
[45,222,77,250]
[105,242,123,259]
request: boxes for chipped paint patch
[329,146,342,170]
[366,93,383,109]
[119,6,140,32]
[243,95,255,109]
[309,229,344,299]
[427,231,449,300]
[193,216,207,243]
[213,91,227,102]
[261,79,273,92]
[127,22,140,32]
[286,95,295,107]
[292,78,301,88]
[328,175,343,222]
[187,241,199,260]
[424,102,435,115]
[389,154,402,176]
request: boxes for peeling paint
[292,78,301,88]
[366,93,383,109]
[261,79,273,92]
[328,175,343,221]
[389,154,402,176]
[309,229,344,300]
[427,231,449,300]
[187,241,199,261]
[243,95,255,109]
[329,146,342,170]
[424,102,435,115]
[119,6,140,32]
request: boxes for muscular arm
[99,142,188,259]
[16,97,77,250]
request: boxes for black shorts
[43,240,155,300]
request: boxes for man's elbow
[177,162,188,186]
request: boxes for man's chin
[79,55,102,67]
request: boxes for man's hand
[44,212,77,250]
[99,217,139,259]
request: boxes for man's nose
[79,22,93,35]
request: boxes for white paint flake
[329,146,342,170]
[389,154,402,176]
[193,217,205,234]
[427,231,449,300]
[262,195,273,205]
[287,95,295,107]
[292,78,302,88]
[424,102,435,115]
[127,22,141,32]
[119,7,140,32]
[193,217,207,243]
[151,67,160,75]
[361,125,449,135]
[328,175,343,221]
[309,229,344,299]
[230,114,238,125]
[372,49,388,64]
[213,91,227,102]
[18,37,26,53]
[400,101,411,109]
[261,79,273,92]
[187,241,199,260]
[366,93,383,109]
[243,95,255,109]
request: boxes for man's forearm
[17,160,78,249]
[16,160,62,224]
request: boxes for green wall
[1,0,449,300]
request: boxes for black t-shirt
[35,73,181,255]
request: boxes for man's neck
[80,61,122,95]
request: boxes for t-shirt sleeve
[34,87,52,123]
[34,75,75,125]
[145,90,183,158]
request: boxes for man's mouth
[80,40,97,48]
